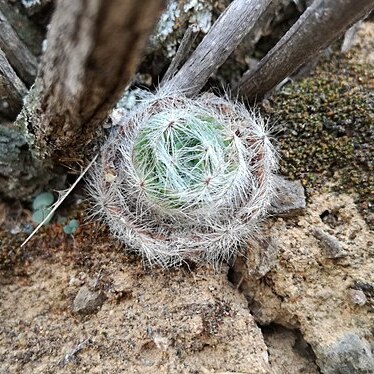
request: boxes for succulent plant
[88,92,277,267]
[31,191,55,225]
[32,192,54,210]
[63,219,80,235]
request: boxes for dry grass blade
[21,154,98,248]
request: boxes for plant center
[132,108,241,214]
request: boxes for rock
[347,289,367,306]
[352,281,374,310]
[73,285,106,315]
[269,176,306,217]
[232,192,374,372]
[246,237,279,279]
[312,227,346,258]
[150,0,214,58]
[315,333,374,374]
[255,238,279,278]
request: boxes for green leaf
[32,208,53,225]
[63,219,79,235]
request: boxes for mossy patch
[267,51,373,227]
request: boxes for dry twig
[0,8,38,85]
[237,0,374,102]
[161,0,272,97]
[0,48,27,119]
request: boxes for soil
[1,219,271,373]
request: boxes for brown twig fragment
[0,0,165,198]
[160,26,198,85]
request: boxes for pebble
[312,228,346,259]
[268,176,306,217]
[73,285,106,315]
[348,289,367,306]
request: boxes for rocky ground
[232,190,374,374]
[0,21,373,374]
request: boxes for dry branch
[0,0,44,57]
[237,0,374,102]
[160,26,198,85]
[0,9,38,85]
[161,0,272,97]
[0,49,27,119]
[26,0,165,162]
[0,0,165,198]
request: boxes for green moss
[268,52,373,227]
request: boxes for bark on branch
[0,8,38,85]
[29,0,165,162]
[237,0,374,102]
[161,0,272,97]
[0,0,165,198]
[0,49,27,119]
